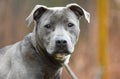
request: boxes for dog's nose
[55,39,69,53]
[56,40,67,47]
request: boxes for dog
[0,3,90,79]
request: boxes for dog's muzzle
[53,39,70,61]
[56,39,67,52]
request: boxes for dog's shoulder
[0,45,13,59]
[0,41,21,58]
[0,34,31,58]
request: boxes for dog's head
[26,3,90,64]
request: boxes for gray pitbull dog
[0,3,90,79]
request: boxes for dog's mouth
[52,50,70,61]
[47,43,71,61]
[53,53,68,61]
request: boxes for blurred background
[0,0,120,79]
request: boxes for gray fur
[0,3,90,79]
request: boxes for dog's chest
[23,52,61,79]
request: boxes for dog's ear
[66,3,90,23]
[26,5,47,27]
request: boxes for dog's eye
[44,24,51,29]
[68,23,74,27]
